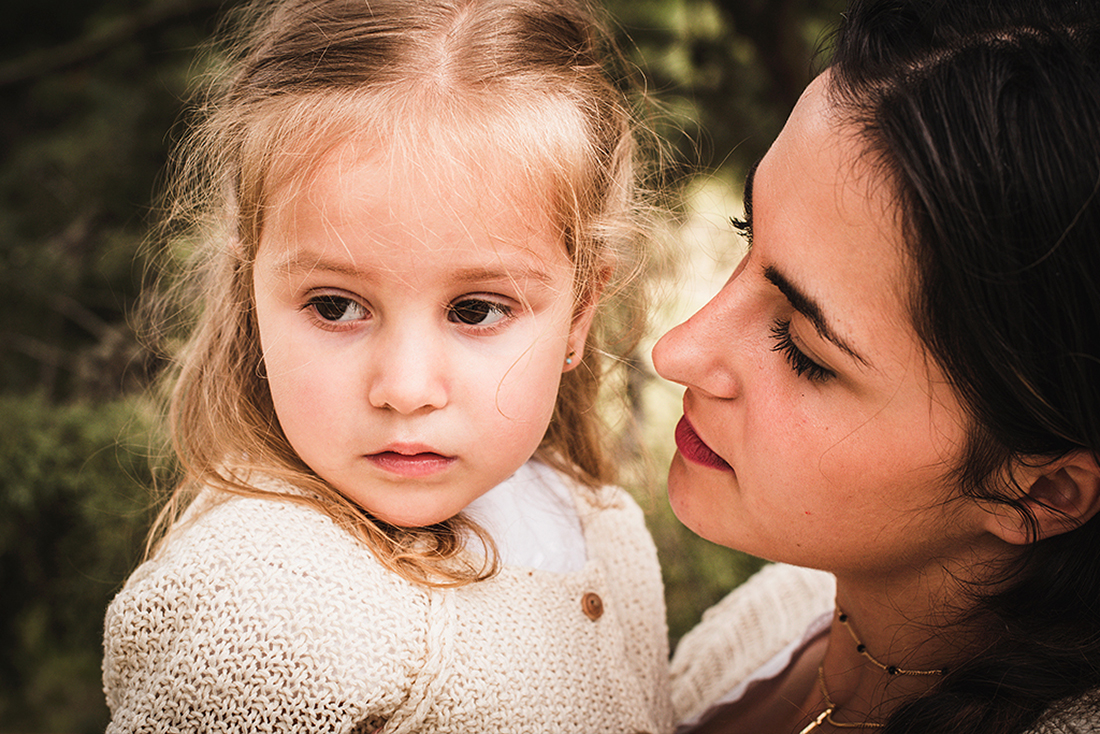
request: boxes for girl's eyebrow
[446,265,559,288]
[272,253,363,278]
[269,252,560,288]
[764,264,872,369]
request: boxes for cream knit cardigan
[669,563,836,727]
[103,473,673,733]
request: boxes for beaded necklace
[798,610,946,733]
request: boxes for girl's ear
[983,451,1100,545]
[562,269,609,373]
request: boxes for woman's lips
[366,451,456,478]
[674,416,733,472]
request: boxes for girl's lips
[674,416,733,472]
[367,451,456,478]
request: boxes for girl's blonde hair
[147,0,656,586]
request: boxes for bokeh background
[0,0,844,729]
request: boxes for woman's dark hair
[828,1,1100,732]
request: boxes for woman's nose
[367,327,449,414]
[652,288,742,400]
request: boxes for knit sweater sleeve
[669,563,835,726]
[102,495,431,734]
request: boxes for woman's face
[653,73,998,581]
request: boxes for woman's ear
[983,451,1100,545]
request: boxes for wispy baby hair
[146,0,657,586]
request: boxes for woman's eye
[448,298,511,327]
[770,319,835,382]
[307,295,367,323]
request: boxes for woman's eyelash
[730,216,753,245]
[770,319,834,382]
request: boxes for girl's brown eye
[308,295,366,322]
[448,298,510,326]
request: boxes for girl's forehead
[261,112,568,231]
[247,92,607,279]
[258,133,573,276]
[298,137,554,227]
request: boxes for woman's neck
[806,566,994,730]
[812,609,947,728]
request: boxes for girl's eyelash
[300,294,515,331]
[770,319,835,382]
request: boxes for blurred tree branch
[611,0,842,174]
[714,0,826,111]
[0,0,225,89]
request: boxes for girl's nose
[367,329,448,414]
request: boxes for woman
[655,1,1100,732]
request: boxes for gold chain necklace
[798,665,883,732]
[798,610,946,733]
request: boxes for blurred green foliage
[1,0,841,729]
[0,394,157,732]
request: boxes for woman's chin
[667,453,731,545]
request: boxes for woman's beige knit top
[102,477,673,733]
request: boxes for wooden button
[582,591,604,620]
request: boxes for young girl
[101,1,673,731]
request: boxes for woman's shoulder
[687,563,834,630]
[669,564,835,726]
[1029,690,1100,733]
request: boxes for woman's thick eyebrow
[764,265,872,368]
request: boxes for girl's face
[253,139,591,527]
[653,74,999,583]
